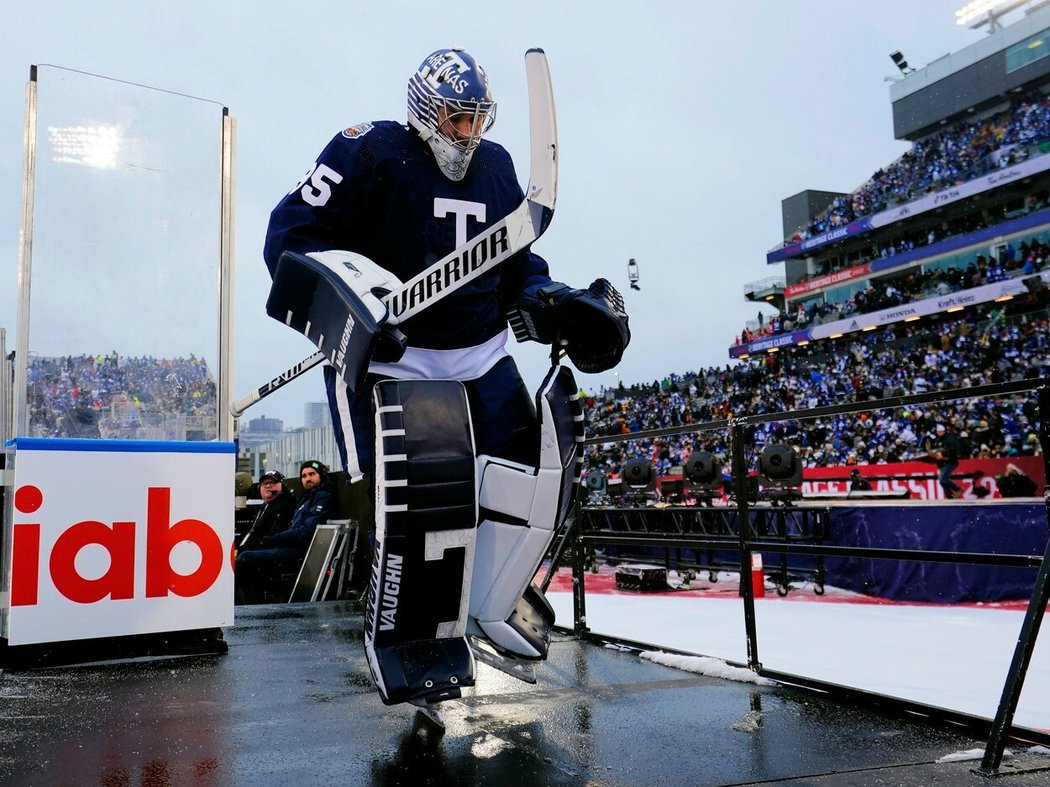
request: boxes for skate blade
[411,702,446,736]
[468,637,538,684]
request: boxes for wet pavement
[2,600,1050,786]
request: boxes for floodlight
[684,451,722,490]
[758,444,803,505]
[627,258,641,291]
[622,458,653,489]
[585,471,607,493]
[758,444,802,486]
[889,51,913,74]
[684,450,723,507]
[619,458,654,507]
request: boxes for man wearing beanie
[235,461,334,603]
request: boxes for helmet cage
[434,97,496,153]
[407,48,496,181]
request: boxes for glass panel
[754,555,1047,728]
[1006,28,1050,74]
[23,67,224,440]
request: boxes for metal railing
[742,275,785,295]
[549,377,1050,776]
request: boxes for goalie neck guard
[408,48,496,182]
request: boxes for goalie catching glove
[507,278,630,373]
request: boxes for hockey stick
[231,48,557,418]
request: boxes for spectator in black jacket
[996,463,1038,497]
[929,423,966,499]
[849,469,872,491]
[238,470,297,553]
[235,461,334,604]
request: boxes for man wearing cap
[238,470,297,553]
[235,461,334,603]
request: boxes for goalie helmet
[408,47,496,181]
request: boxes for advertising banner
[729,270,1050,357]
[798,456,1044,500]
[645,456,1043,503]
[3,438,235,645]
[784,263,871,298]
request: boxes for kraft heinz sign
[3,438,235,646]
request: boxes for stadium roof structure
[892,1,1050,140]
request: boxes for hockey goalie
[262,46,630,726]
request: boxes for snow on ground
[545,566,1050,732]
[637,651,776,685]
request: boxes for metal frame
[218,108,236,441]
[578,504,830,594]
[12,66,38,438]
[11,67,236,443]
[556,377,1050,774]
[979,384,1050,774]
[0,328,10,451]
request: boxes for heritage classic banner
[647,456,1044,502]
[729,270,1050,358]
[3,438,235,646]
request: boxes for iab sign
[2,439,235,646]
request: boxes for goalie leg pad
[469,365,584,661]
[364,379,479,706]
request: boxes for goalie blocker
[266,250,408,394]
[363,365,584,705]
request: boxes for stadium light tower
[956,0,1030,33]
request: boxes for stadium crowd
[784,93,1050,244]
[585,302,1047,478]
[27,353,217,438]
[737,237,1048,344]
[737,93,1050,348]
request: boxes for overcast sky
[1,1,996,427]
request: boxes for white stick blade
[524,49,557,211]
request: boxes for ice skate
[468,635,539,684]
[410,699,447,736]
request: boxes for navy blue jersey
[264,120,552,351]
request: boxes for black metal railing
[548,377,1050,775]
